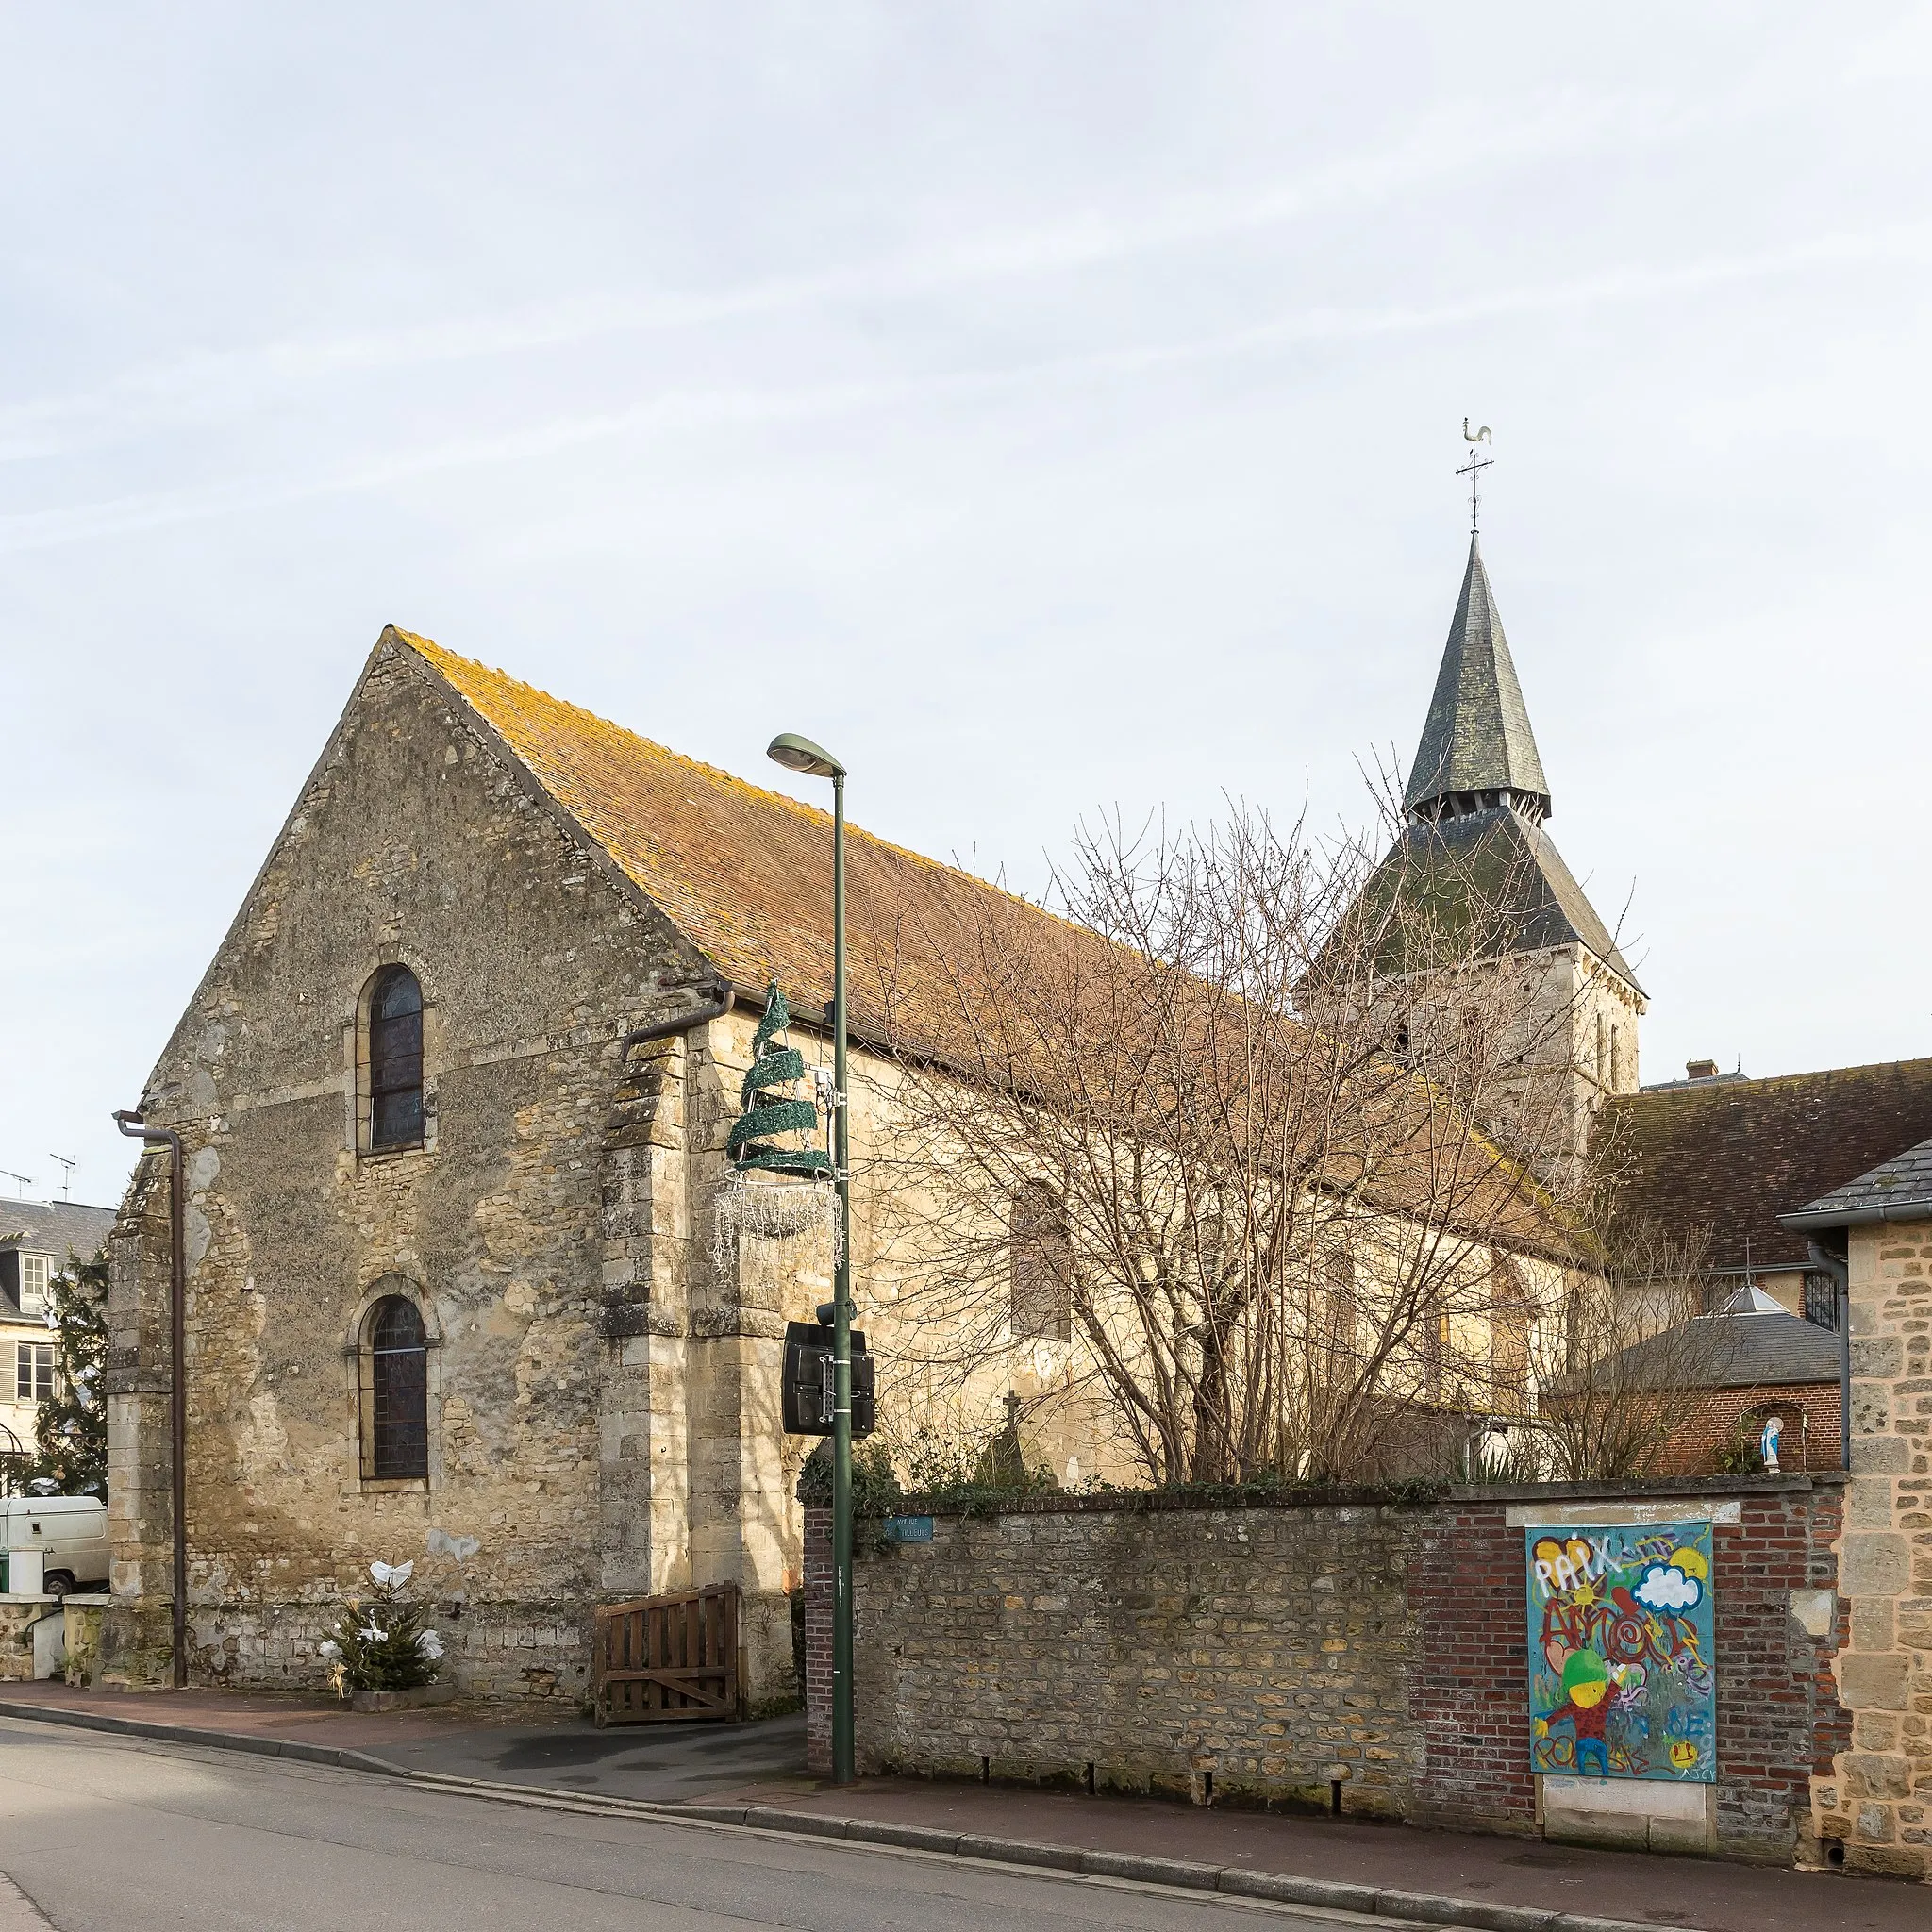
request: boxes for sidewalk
[0,1681,1916,1932]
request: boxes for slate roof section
[1404,539,1552,819]
[1597,1058,1932,1270]
[1780,1129,1932,1230]
[1347,804,1641,990]
[0,1200,115,1263]
[1558,1311,1843,1394]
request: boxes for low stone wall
[97,1597,591,1702]
[806,1474,1848,1865]
[0,1600,61,1683]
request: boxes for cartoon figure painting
[1526,1523,1715,1783]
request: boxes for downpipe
[620,979,735,1050]
[112,1109,189,1690]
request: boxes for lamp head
[766,732,846,780]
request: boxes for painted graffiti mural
[1525,1522,1715,1783]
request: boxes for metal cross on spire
[1457,418,1492,537]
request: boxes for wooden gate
[591,1584,740,1724]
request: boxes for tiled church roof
[391,627,1574,1259]
[1597,1058,1932,1270]
[395,625,1031,1040]
[1404,539,1551,818]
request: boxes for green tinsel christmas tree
[712,984,838,1261]
[725,984,831,1177]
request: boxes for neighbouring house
[1777,1138,1932,1881]
[1541,1284,1845,1476]
[0,1199,113,1476]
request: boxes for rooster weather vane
[1457,419,1492,538]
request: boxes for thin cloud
[0,76,1786,468]
[4,224,1920,559]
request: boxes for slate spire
[1402,538,1552,824]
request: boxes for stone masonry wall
[1812,1220,1932,1881]
[810,1477,1847,1864]
[846,1497,1419,1813]
[105,636,724,1698]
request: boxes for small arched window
[1324,1250,1357,1369]
[368,966,425,1150]
[1009,1182,1073,1343]
[365,1295,428,1480]
[1490,1258,1532,1410]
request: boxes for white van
[1,1497,108,1596]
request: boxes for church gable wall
[107,640,710,1696]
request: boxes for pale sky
[6,4,1931,1209]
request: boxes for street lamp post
[765,729,855,1786]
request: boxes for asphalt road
[375,1708,812,1800]
[0,1717,1374,1931]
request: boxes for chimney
[1685,1058,1720,1082]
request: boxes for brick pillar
[803,1505,831,1775]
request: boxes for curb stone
[0,1701,1708,1932]
[0,1699,401,1778]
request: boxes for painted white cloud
[1634,1563,1702,1613]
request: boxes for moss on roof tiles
[391,626,1574,1259]
[1598,1057,1932,1270]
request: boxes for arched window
[367,966,425,1150]
[364,1295,428,1480]
[1324,1250,1357,1371]
[1009,1182,1073,1343]
[1490,1258,1532,1412]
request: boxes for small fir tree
[317,1560,445,1694]
[27,1256,108,1496]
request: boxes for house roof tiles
[1561,1310,1842,1394]
[1781,1129,1932,1230]
[0,1200,115,1263]
[1597,1058,1932,1271]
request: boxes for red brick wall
[1710,1485,1849,1856]
[1409,1500,1537,1831]
[1407,1485,1849,1857]
[803,1506,831,1776]
[1654,1383,1842,1477]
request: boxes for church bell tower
[1360,515,1645,1171]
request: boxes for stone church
[100,535,1923,1710]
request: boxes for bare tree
[860,791,1605,1487]
[1528,1217,1740,1481]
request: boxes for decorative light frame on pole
[765,729,856,1786]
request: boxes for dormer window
[17,1254,52,1318]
